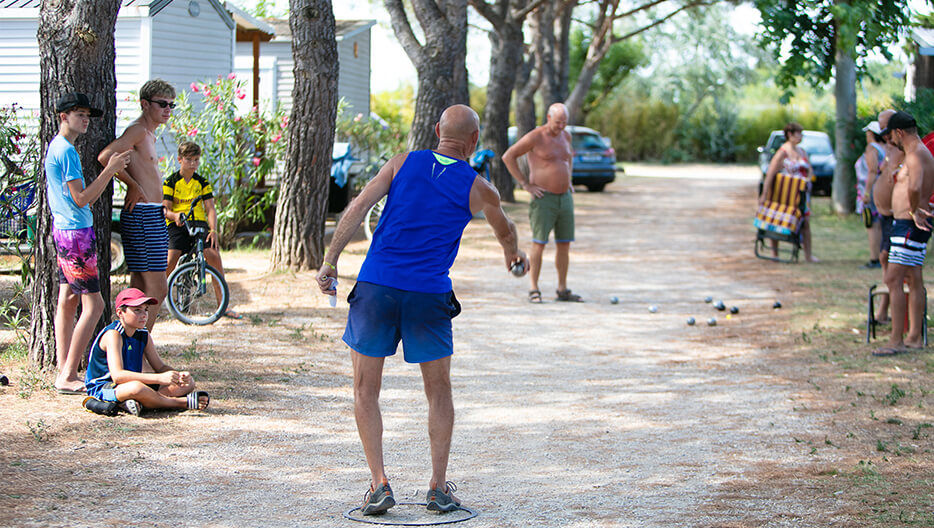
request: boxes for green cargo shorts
[529,190,574,244]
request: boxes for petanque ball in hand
[729,306,739,314]
[707,317,717,326]
[687,317,695,326]
[610,296,619,304]
[510,262,524,277]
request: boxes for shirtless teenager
[871,109,904,324]
[99,79,175,331]
[874,111,934,356]
[503,103,582,303]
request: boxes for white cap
[863,121,882,135]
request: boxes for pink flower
[187,128,199,137]
[271,134,281,143]
[237,93,246,100]
[234,116,242,122]
[159,156,165,162]
[205,89,212,97]
[190,83,199,92]
[354,113,363,122]
[252,157,261,167]
[213,96,220,102]
[218,103,224,110]
[228,72,236,80]
[216,80,221,86]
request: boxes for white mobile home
[0,0,236,121]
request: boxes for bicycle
[363,149,495,241]
[165,196,229,325]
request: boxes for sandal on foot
[224,309,243,320]
[187,390,210,410]
[872,346,905,357]
[119,399,141,416]
[556,289,583,302]
[361,483,395,515]
[426,481,461,513]
[528,290,542,303]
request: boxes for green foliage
[371,85,414,135]
[569,27,645,119]
[585,86,679,161]
[892,88,934,135]
[0,104,38,285]
[753,0,911,97]
[334,99,407,188]
[160,74,289,247]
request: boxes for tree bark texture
[833,46,856,214]
[271,0,339,270]
[471,0,540,202]
[385,0,469,151]
[515,10,545,137]
[33,0,120,370]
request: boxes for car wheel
[586,183,606,192]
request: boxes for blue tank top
[357,150,476,293]
[84,321,148,392]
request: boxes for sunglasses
[145,98,176,109]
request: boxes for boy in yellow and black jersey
[162,141,240,319]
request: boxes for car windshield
[572,133,606,151]
[800,135,833,155]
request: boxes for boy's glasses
[145,98,176,109]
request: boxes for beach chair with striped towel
[754,171,808,263]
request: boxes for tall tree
[754,0,911,214]
[470,0,544,201]
[564,0,713,125]
[567,26,645,122]
[270,0,339,270]
[385,0,470,150]
[32,0,120,370]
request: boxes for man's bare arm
[99,126,147,210]
[471,177,527,271]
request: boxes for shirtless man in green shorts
[503,103,581,303]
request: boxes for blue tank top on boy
[44,135,93,230]
[357,150,476,294]
[85,321,148,397]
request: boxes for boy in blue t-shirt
[45,93,131,394]
[84,287,209,415]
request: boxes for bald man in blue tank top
[316,104,529,515]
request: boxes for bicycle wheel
[363,197,385,241]
[166,260,229,325]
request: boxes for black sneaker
[426,481,461,513]
[861,260,881,269]
[361,483,395,515]
[83,396,118,417]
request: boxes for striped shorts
[120,203,168,272]
[888,219,932,267]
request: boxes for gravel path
[1,165,836,527]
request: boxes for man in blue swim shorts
[875,111,934,356]
[316,105,528,515]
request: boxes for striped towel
[754,172,808,236]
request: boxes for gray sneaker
[361,483,395,515]
[119,399,141,416]
[426,481,461,513]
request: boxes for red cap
[114,288,157,310]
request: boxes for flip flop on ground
[56,385,86,395]
[528,290,542,303]
[224,309,243,319]
[871,346,906,357]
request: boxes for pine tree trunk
[385,0,469,151]
[32,0,120,370]
[833,46,856,214]
[270,0,338,270]
[515,12,544,137]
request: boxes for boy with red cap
[83,287,209,415]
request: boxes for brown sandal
[556,289,583,302]
[528,290,542,303]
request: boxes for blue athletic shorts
[342,282,461,364]
[120,203,168,272]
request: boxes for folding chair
[866,284,928,345]
[754,172,808,263]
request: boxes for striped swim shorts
[120,203,168,272]
[888,218,932,267]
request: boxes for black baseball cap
[54,93,103,117]
[880,111,917,136]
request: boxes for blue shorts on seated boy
[83,288,209,415]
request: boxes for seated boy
[162,141,240,319]
[84,287,210,415]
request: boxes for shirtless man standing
[503,103,582,303]
[99,79,175,331]
[870,109,904,324]
[874,111,934,356]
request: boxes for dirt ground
[0,164,929,527]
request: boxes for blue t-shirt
[85,321,148,395]
[44,134,92,229]
[357,150,476,294]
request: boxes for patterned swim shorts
[53,226,100,294]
